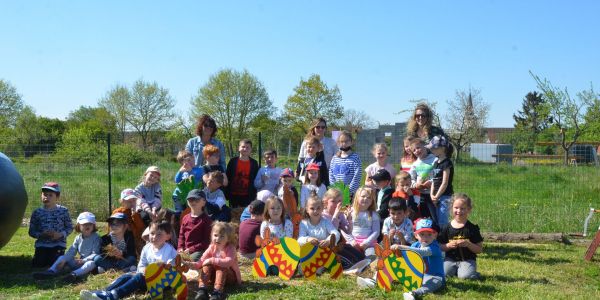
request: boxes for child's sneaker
[79,290,117,300]
[33,269,57,280]
[209,290,226,300]
[356,276,375,289]
[97,266,106,274]
[403,292,415,300]
[194,287,209,300]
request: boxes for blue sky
[2,1,599,127]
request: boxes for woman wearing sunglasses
[186,114,227,170]
[406,103,446,145]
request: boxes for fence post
[258,132,262,168]
[107,133,112,216]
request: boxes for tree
[191,69,274,157]
[531,72,598,165]
[283,74,344,135]
[445,88,490,161]
[12,107,66,156]
[99,84,130,142]
[510,92,551,153]
[0,79,25,128]
[396,98,443,127]
[66,106,118,139]
[340,108,375,133]
[581,98,600,142]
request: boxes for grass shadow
[444,279,500,295]
[483,274,551,285]
[483,244,571,265]
[0,255,78,291]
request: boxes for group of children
[27,131,483,299]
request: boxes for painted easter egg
[299,243,342,280]
[376,249,424,292]
[145,263,188,300]
[252,237,300,280]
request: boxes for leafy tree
[66,106,118,139]
[340,108,375,133]
[510,92,551,153]
[12,107,66,156]
[283,74,344,135]
[0,79,25,128]
[99,84,130,142]
[531,72,598,164]
[581,98,600,142]
[191,69,273,157]
[445,88,490,161]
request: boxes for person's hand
[318,239,331,248]
[423,180,432,188]
[456,239,469,247]
[390,244,401,251]
[431,195,438,204]
[333,202,342,217]
[309,238,319,246]
[49,231,63,240]
[202,258,212,267]
[75,258,84,265]
[389,228,396,237]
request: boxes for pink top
[195,244,242,284]
[365,162,397,185]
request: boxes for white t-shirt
[137,242,177,273]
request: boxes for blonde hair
[395,171,411,183]
[302,192,322,220]
[371,143,388,156]
[211,221,238,248]
[322,188,342,205]
[451,193,473,209]
[176,150,194,164]
[406,102,434,137]
[263,196,286,224]
[402,136,417,161]
[352,187,377,220]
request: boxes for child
[276,168,299,205]
[203,171,232,222]
[400,136,417,173]
[260,196,293,239]
[381,199,414,246]
[141,208,179,247]
[29,182,73,268]
[239,200,265,259]
[225,139,259,208]
[429,135,454,227]
[94,212,137,274]
[201,144,228,186]
[112,188,145,256]
[178,189,212,262]
[173,150,204,213]
[392,172,420,221]
[371,169,394,221]
[299,162,327,211]
[33,212,100,281]
[438,193,483,279]
[296,137,329,186]
[399,218,444,300]
[80,221,177,300]
[364,143,397,187]
[135,166,163,225]
[187,222,241,300]
[409,138,437,223]
[298,195,340,247]
[329,131,362,198]
[343,187,380,257]
[254,149,282,194]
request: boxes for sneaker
[63,272,80,283]
[403,292,415,300]
[129,265,137,272]
[356,276,376,289]
[33,270,57,280]
[209,290,226,300]
[79,290,116,300]
[194,287,209,300]
[343,258,371,275]
[97,266,106,274]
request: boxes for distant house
[483,127,514,144]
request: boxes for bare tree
[445,88,490,161]
[396,98,443,127]
[340,108,375,133]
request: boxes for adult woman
[406,103,446,144]
[185,114,226,170]
[298,117,338,169]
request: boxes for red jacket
[178,212,212,254]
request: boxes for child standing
[225,139,259,208]
[33,212,100,281]
[187,222,241,300]
[173,150,204,213]
[203,171,232,222]
[112,188,145,255]
[392,172,420,221]
[135,166,163,225]
[400,136,417,173]
[329,131,362,198]
[239,200,265,259]
[409,138,437,223]
[296,137,329,186]
[201,145,228,186]
[370,169,394,221]
[381,199,414,246]
[299,162,327,211]
[438,193,483,279]
[260,196,293,239]
[94,212,137,274]
[298,195,340,247]
[276,168,299,205]
[80,221,177,300]
[343,187,380,257]
[254,149,282,194]
[364,143,397,187]
[429,135,454,227]
[178,189,212,262]
[29,182,73,268]
[399,218,445,300]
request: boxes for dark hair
[388,198,407,212]
[150,220,173,234]
[209,171,225,185]
[194,114,218,138]
[249,201,265,215]
[240,139,253,147]
[263,149,277,157]
[176,150,194,164]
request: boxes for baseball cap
[77,212,96,225]
[305,162,320,171]
[42,182,61,193]
[145,166,161,176]
[428,135,449,149]
[280,168,294,178]
[186,189,206,201]
[107,212,128,223]
[413,218,438,234]
[371,169,391,182]
[120,188,141,201]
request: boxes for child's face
[144,171,160,186]
[187,197,206,212]
[415,230,437,246]
[404,141,411,153]
[373,149,387,162]
[41,191,59,208]
[306,201,323,220]
[149,226,170,248]
[80,223,95,236]
[396,177,411,191]
[452,198,472,221]
[337,135,353,149]
[207,153,220,165]
[211,230,227,247]
[307,170,319,182]
[268,201,283,221]
[431,147,445,157]
[109,220,127,236]
[375,179,390,189]
[238,142,252,157]
[306,143,320,156]
[182,156,194,169]
[410,143,427,159]
[357,190,372,212]
[389,209,407,225]
[281,177,294,187]
[207,177,222,191]
[264,154,277,167]
[324,195,342,213]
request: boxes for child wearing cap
[364,143,397,188]
[398,218,445,300]
[371,169,395,222]
[178,189,212,262]
[238,200,265,259]
[203,171,232,222]
[112,188,145,255]
[299,162,327,210]
[173,150,205,214]
[135,166,163,225]
[254,149,282,194]
[93,212,137,274]
[29,182,74,268]
[33,212,100,281]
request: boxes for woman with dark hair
[297,117,338,169]
[185,114,226,170]
[406,103,446,144]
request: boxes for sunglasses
[415,114,427,119]
[315,126,326,129]
[109,222,125,227]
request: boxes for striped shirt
[328,152,362,195]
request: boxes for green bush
[111,143,158,165]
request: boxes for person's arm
[381,218,391,236]
[28,210,42,239]
[174,171,184,184]
[211,246,236,268]
[298,140,307,161]
[325,219,341,244]
[432,168,450,201]
[65,235,80,258]
[348,155,362,195]
[401,244,433,257]
[328,157,336,186]
[177,218,186,251]
[297,221,310,245]
[61,209,74,238]
[216,139,227,171]
[254,167,265,190]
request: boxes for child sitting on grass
[238,200,265,259]
[135,166,163,225]
[93,212,137,274]
[178,189,212,262]
[29,182,73,268]
[381,198,414,246]
[33,212,100,282]
[112,188,145,255]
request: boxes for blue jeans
[94,255,137,271]
[436,195,452,227]
[106,272,146,298]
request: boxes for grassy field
[14,159,600,233]
[1,227,599,299]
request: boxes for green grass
[1,227,600,299]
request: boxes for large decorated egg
[0,152,28,249]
